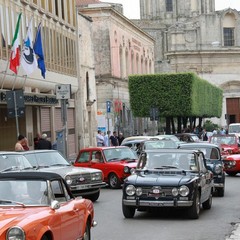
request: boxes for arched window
[223,12,236,47]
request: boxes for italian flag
[9,13,22,74]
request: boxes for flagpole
[12,72,18,90]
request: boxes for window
[166,0,173,12]
[224,28,234,46]
[78,151,90,163]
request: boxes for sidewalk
[226,223,240,240]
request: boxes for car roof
[80,146,130,150]
[144,149,199,154]
[0,171,62,180]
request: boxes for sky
[101,0,240,19]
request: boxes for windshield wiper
[0,166,19,172]
[49,163,70,167]
[0,199,25,207]
[107,158,120,162]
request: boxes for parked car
[222,154,240,176]
[178,142,225,197]
[209,134,240,155]
[122,149,213,219]
[0,171,96,239]
[15,150,106,202]
[175,133,200,143]
[74,146,138,189]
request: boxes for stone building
[133,0,240,128]
[77,1,155,136]
[0,0,97,156]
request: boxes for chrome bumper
[123,199,193,207]
[214,183,224,188]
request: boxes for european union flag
[34,23,46,79]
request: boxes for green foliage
[128,72,223,118]
[203,120,219,132]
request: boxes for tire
[202,193,212,210]
[226,171,237,176]
[217,187,224,197]
[86,190,100,202]
[122,202,135,218]
[41,236,49,240]
[83,222,91,240]
[108,173,121,189]
[187,191,200,219]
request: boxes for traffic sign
[55,84,71,99]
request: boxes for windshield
[229,124,240,133]
[142,152,197,171]
[144,140,178,149]
[103,148,138,162]
[0,179,48,205]
[0,154,33,172]
[23,151,70,167]
[210,136,237,145]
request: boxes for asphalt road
[91,175,240,240]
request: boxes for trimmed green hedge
[128,72,222,118]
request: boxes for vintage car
[122,149,213,219]
[222,154,240,176]
[209,134,240,155]
[120,136,160,145]
[178,143,225,197]
[4,150,106,202]
[74,146,138,188]
[0,171,96,240]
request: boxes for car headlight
[124,166,130,173]
[126,185,136,196]
[214,164,222,174]
[172,187,178,197]
[179,185,189,197]
[91,172,102,181]
[65,175,73,185]
[136,187,142,196]
[7,226,25,240]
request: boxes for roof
[0,171,62,180]
[144,149,199,154]
[179,142,219,148]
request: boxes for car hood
[0,207,48,233]
[37,165,102,177]
[129,171,195,186]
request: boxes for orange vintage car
[0,171,96,240]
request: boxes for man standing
[37,133,52,149]
[110,131,119,146]
[96,130,105,146]
[118,132,125,145]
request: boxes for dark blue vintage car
[122,149,214,219]
[179,143,225,197]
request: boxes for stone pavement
[226,223,240,240]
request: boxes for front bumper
[123,199,193,207]
[70,182,107,195]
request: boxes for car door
[75,150,92,167]
[197,153,212,203]
[51,179,80,239]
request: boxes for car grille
[71,173,93,185]
[141,186,173,197]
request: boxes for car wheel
[226,171,237,176]
[108,173,121,189]
[202,193,212,210]
[217,187,224,197]
[122,201,135,218]
[83,222,91,240]
[187,190,200,219]
[86,190,100,202]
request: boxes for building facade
[134,0,240,128]
[78,2,155,136]
[0,0,97,157]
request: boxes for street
[91,175,240,240]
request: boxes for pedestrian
[15,134,25,151]
[201,129,208,141]
[34,133,41,149]
[104,131,111,147]
[110,131,119,146]
[22,137,30,151]
[37,133,52,149]
[118,132,125,145]
[96,130,105,146]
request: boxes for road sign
[55,84,71,99]
[106,101,111,113]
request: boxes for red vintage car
[209,134,240,155]
[74,146,138,189]
[0,171,96,240]
[223,154,240,176]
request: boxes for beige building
[133,0,240,128]
[0,0,97,156]
[77,1,155,136]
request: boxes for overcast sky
[101,0,240,19]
